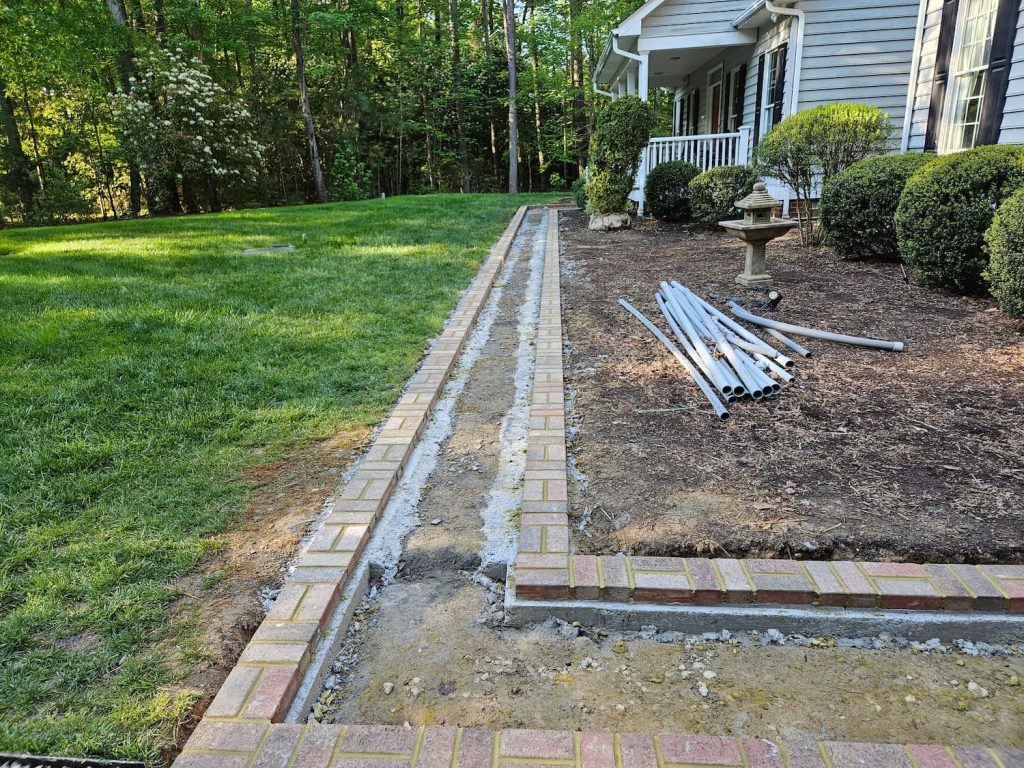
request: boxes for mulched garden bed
[560,209,1024,564]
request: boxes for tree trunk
[528,2,544,183]
[450,0,471,192]
[0,78,35,217]
[290,0,328,203]
[500,0,518,194]
[568,0,587,173]
[105,0,143,215]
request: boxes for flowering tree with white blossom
[113,48,263,213]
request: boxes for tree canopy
[0,0,646,225]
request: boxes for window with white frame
[725,67,743,132]
[940,0,999,153]
[760,47,785,134]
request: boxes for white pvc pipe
[657,293,738,401]
[619,299,730,421]
[661,286,745,396]
[728,302,905,353]
[764,327,811,358]
[755,352,796,383]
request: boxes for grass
[0,193,556,762]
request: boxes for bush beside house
[755,103,894,245]
[820,153,933,261]
[585,96,654,229]
[985,188,1024,317]
[688,165,759,225]
[644,161,701,221]
[896,144,1024,293]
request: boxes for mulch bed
[560,209,1024,563]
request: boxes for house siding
[798,0,921,129]
[643,0,752,39]
[998,1,1024,144]
[741,19,794,151]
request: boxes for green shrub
[820,152,934,260]
[896,144,1024,293]
[688,165,759,225]
[585,170,633,217]
[585,96,653,215]
[985,187,1024,316]
[329,142,372,201]
[755,103,894,244]
[644,160,701,221]
[572,176,587,210]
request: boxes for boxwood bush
[985,187,1024,317]
[644,160,701,221]
[820,152,934,260]
[896,144,1024,293]
[688,165,759,225]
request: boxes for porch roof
[594,32,756,90]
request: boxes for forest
[0,0,662,225]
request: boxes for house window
[725,67,744,132]
[940,0,1000,152]
[760,46,785,134]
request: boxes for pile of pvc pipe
[619,280,904,421]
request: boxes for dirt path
[314,208,1024,747]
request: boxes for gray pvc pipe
[765,327,812,358]
[755,352,796,383]
[619,299,730,421]
[657,294,738,403]
[660,287,745,396]
[728,302,905,353]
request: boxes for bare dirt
[164,431,368,746]
[314,207,1024,748]
[559,209,1024,563]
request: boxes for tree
[0,78,34,217]
[290,0,327,203]
[499,0,518,194]
[450,0,471,192]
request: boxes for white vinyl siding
[997,0,1024,144]
[643,0,753,38]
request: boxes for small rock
[615,703,626,713]
[430,518,442,525]
[697,682,710,698]
[409,687,422,698]
[382,682,394,695]
[967,681,988,697]
[904,695,916,703]
[1009,675,1020,687]
[702,671,717,680]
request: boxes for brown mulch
[560,209,1024,563]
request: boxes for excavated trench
[307,208,1024,747]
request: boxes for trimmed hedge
[820,152,934,261]
[586,96,654,215]
[896,144,1024,293]
[985,187,1024,317]
[644,160,701,221]
[688,165,759,225]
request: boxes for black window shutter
[773,42,789,127]
[691,89,700,134]
[925,0,961,151]
[734,63,748,131]
[754,54,766,143]
[978,0,1021,145]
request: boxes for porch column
[638,53,649,101]
[626,68,637,96]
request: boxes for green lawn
[0,193,554,762]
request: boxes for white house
[593,0,1023,209]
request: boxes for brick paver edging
[508,211,1024,614]
[175,721,1023,767]
[185,204,531,733]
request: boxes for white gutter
[900,0,929,152]
[612,31,643,64]
[593,75,614,98]
[764,1,804,117]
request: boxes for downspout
[612,31,649,213]
[764,1,805,118]
[900,0,929,152]
[593,75,614,99]
[611,31,643,66]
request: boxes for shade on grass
[0,193,555,761]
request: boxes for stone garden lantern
[719,183,797,288]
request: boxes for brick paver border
[175,721,1024,767]
[508,211,1024,615]
[180,204,531,741]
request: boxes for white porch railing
[633,126,753,214]
[646,126,752,175]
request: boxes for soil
[163,430,368,748]
[315,208,1024,748]
[559,210,1024,563]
